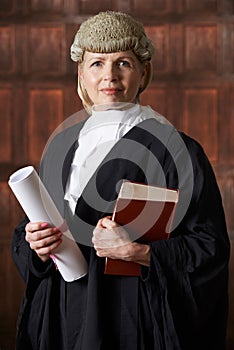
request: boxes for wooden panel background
[0,0,233,349]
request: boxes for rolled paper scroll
[9,166,88,282]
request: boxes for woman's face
[79,50,147,106]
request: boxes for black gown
[12,118,230,350]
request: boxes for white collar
[79,103,141,137]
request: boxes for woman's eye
[118,60,131,67]
[91,61,102,67]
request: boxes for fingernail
[41,222,49,228]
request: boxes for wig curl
[71,11,154,63]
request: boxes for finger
[96,219,104,228]
[95,248,106,257]
[29,231,63,250]
[92,228,119,246]
[96,216,113,228]
[101,217,117,229]
[26,227,61,243]
[26,222,49,233]
[36,239,63,257]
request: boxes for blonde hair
[71,11,155,112]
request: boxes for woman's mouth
[100,88,121,95]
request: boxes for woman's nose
[103,64,118,81]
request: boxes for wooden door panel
[30,0,64,13]
[218,86,234,163]
[0,26,15,73]
[182,88,219,162]
[145,25,170,78]
[185,0,218,12]
[28,25,66,75]
[0,89,12,162]
[185,24,218,73]
[28,88,64,163]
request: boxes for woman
[12,11,230,350]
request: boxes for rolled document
[8,166,88,282]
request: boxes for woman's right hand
[25,222,63,262]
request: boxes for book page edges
[119,181,178,202]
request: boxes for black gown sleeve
[12,216,56,283]
[12,217,31,283]
[150,132,229,272]
[142,133,230,350]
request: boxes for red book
[104,181,178,276]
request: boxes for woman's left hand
[92,216,150,267]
